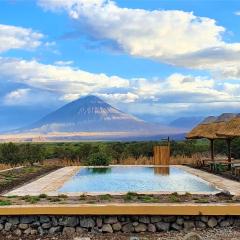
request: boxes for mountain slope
[20,95,161,133]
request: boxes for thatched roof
[217,115,240,137]
[186,113,236,140]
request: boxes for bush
[85,152,111,166]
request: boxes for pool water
[58,166,218,193]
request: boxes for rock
[176,217,184,225]
[171,223,182,231]
[102,224,113,233]
[207,217,218,228]
[80,217,95,228]
[51,217,59,227]
[130,237,140,240]
[0,224,4,231]
[20,216,36,224]
[234,219,240,226]
[42,222,52,229]
[38,226,44,236]
[8,217,19,225]
[183,232,203,240]
[132,222,138,227]
[163,216,176,223]
[200,216,208,223]
[96,218,103,228]
[112,223,122,231]
[155,222,170,231]
[13,229,21,236]
[63,227,75,236]
[147,224,156,232]
[134,223,147,232]
[30,229,38,235]
[118,216,126,222]
[195,221,206,228]
[49,226,61,234]
[184,221,195,230]
[24,228,32,235]
[219,220,231,227]
[19,223,29,230]
[150,216,162,223]
[139,217,150,224]
[4,222,12,231]
[122,223,134,233]
[76,227,86,234]
[63,217,79,227]
[0,217,6,223]
[31,221,41,228]
[104,217,118,224]
[39,216,50,223]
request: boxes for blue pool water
[58,166,218,193]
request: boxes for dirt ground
[1,227,240,240]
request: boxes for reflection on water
[88,168,111,174]
[154,167,169,176]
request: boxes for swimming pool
[58,166,219,194]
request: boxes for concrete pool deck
[4,165,240,196]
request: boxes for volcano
[20,95,159,133]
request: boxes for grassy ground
[0,191,239,206]
[0,165,60,195]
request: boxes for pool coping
[4,165,240,196]
[1,203,240,215]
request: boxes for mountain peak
[22,94,147,133]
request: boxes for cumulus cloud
[38,0,240,79]
[0,24,43,53]
[0,57,129,99]
[1,56,240,116]
[235,11,240,16]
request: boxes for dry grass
[0,164,16,171]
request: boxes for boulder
[112,223,122,231]
[63,227,75,236]
[80,217,95,228]
[102,224,113,233]
[155,222,170,231]
[134,223,147,232]
[207,217,218,228]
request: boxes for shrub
[85,152,111,166]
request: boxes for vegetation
[2,138,240,167]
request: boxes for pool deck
[4,165,240,196]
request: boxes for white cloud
[97,92,139,103]
[4,88,30,105]
[0,57,129,98]
[54,60,74,66]
[0,24,43,53]
[38,0,240,79]
[235,11,240,16]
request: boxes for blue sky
[0,0,240,130]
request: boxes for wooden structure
[153,146,170,165]
[186,114,236,162]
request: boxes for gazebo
[186,114,236,161]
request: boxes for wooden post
[226,138,232,163]
[153,146,170,165]
[210,139,214,161]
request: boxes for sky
[1,0,240,130]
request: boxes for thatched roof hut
[186,113,236,161]
[186,113,236,140]
[217,115,240,137]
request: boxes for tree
[85,152,111,166]
[0,142,21,166]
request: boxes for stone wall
[0,215,239,237]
